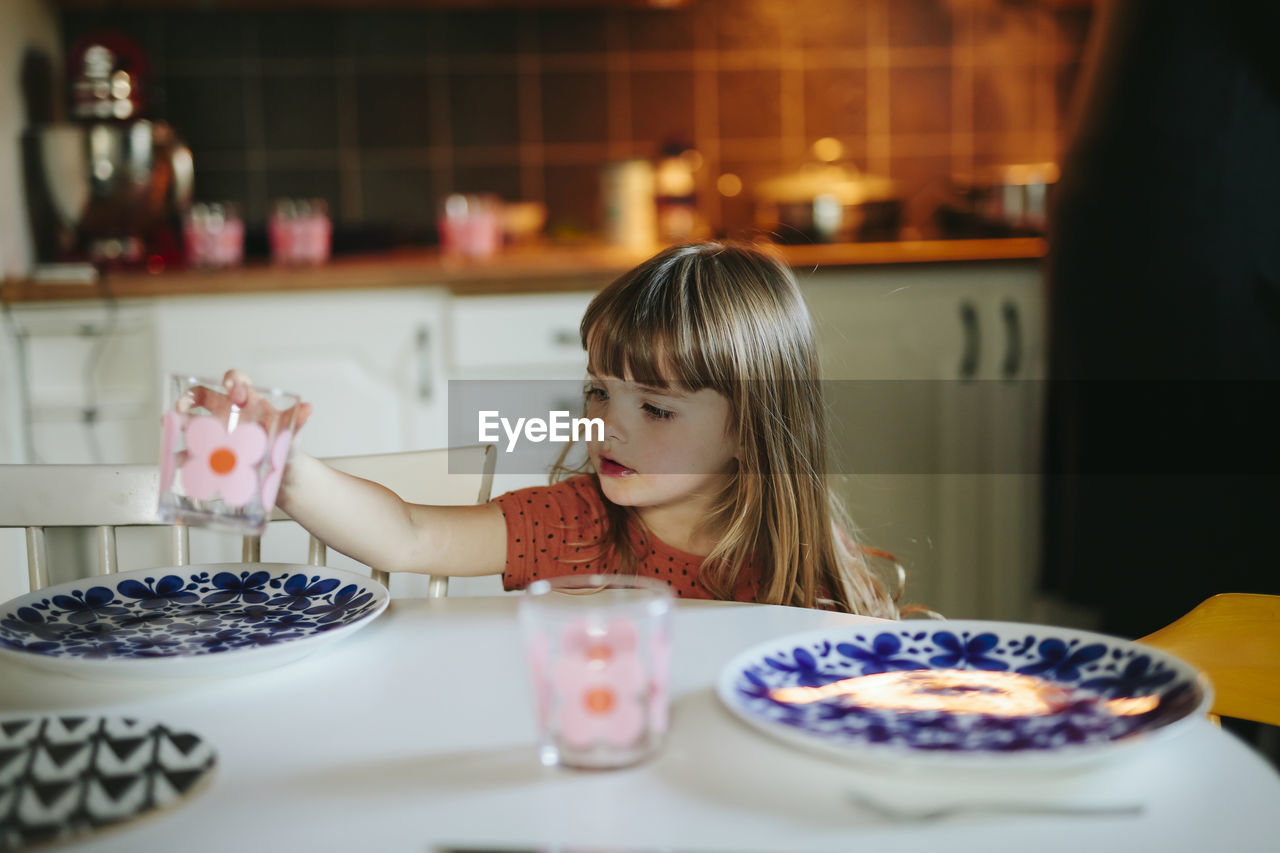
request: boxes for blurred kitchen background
[1,0,1091,269]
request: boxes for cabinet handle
[958,301,980,380]
[1000,299,1022,380]
[416,325,433,401]
[551,329,578,347]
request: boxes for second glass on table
[157,374,300,535]
[519,574,673,770]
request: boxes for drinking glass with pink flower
[157,374,301,534]
[518,575,673,770]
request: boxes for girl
[217,242,899,617]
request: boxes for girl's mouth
[599,456,637,478]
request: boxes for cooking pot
[754,153,901,244]
[948,161,1058,234]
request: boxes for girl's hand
[187,369,313,434]
[182,370,507,578]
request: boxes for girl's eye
[642,403,675,421]
[585,385,608,402]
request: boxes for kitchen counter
[0,238,1045,303]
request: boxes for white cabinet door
[972,266,1046,622]
[0,301,158,465]
[450,291,593,375]
[801,267,963,620]
[800,261,1044,621]
[154,289,449,459]
[448,291,595,498]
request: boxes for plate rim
[715,618,1214,769]
[0,561,389,677]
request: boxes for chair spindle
[96,525,117,576]
[25,526,49,591]
[172,525,190,566]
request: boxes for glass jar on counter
[269,198,332,265]
[184,202,244,269]
[438,193,502,259]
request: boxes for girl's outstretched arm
[217,370,508,578]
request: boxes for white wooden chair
[0,445,496,598]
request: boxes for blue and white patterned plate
[716,620,1211,770]
[0,563,388,680]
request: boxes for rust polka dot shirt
[493,474,760,601]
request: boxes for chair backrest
[1138,593,1280,727]
[281,446,496,596]
[0,445,496,598]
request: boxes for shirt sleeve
[492,476,607,591]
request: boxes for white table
[2,596,1278,852]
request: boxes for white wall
[0,0,60,279]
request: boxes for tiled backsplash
[61,0,1092,246]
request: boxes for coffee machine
[22,31,193,271]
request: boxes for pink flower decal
[260,428,293,511]
[553,618,647,749]
[159,410,181,493]
[180,415,267,508]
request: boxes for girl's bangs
[584,306,711,391]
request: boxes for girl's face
[584,370,738,516]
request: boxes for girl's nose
[601,409,627,443]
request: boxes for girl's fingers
[275,401,312,434]
[186,384,230,418]
[179,369,309,435]
[223,370,254,407]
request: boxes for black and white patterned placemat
[0,715,216,850]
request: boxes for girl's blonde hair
[553,241,898,618]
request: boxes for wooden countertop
[1,238,1046,303]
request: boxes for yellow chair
[1138,593,1280,727]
